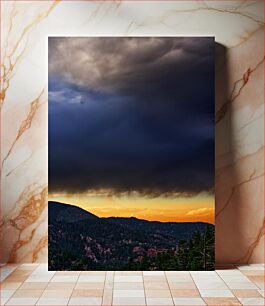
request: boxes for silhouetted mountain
[48,201,214,271]
[106,217,211,241]
[48,201,98,223]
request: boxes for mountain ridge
[48,201,98,223]
[49,200,213,225]
[48,201,214,270]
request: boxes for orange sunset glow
[48,192,214,224]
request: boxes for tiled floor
[0,264,264,305]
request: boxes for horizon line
[48,200,215,225]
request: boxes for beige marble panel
[0,0,264,263]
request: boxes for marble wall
[0,1,264,263]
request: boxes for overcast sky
[48,37,214,197]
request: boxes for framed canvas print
[48,37,215,271]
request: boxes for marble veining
[0,0,264,263]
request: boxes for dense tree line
[124,226,214,270]
[49,226,214,271]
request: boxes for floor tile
[0,272,14,282]
[3,275,28,283]
[237,264,264,271]
[255,282,264,290]
[114,282,144,290]
[146,297,174,305]
[19,264,39,269]
[247,275,264,282]
[143,271,165,276]
[25,276,54,283]
[199,289,234,297]
[0,282,22,290]
[104,281,114,290]
[0,289,15,297]
[169,282,197,289]
[19,282,48,290]
[241,270,264,276]
[0,265,18,282]
[37,298,69,305]
[144,282,169,290]
[102,289,112,306]
[105,271,114,282]
[45,282,76,290]
[6,297,38,305]
[0,290,15,305]
[113,289,145,297]
[71,289,103,297]
[30,271,55,277]
[191,273,222,278]
[216,269,245,276]
[226,282,258,289]
[1,297,10,305]
[50,275,78,282]
[173,297,206,305]
[144,276,167,282]
[203,297,241,305]
[192,275,223,280]
[37,264,49,270]
[81,270,106,274]
[145,290,172,298]
[170,289,200,297]
[68,297,102,305]
[167,276,193,283]
[1,263,264,305]
[232,289,262,298]
[27,271,54,277]
[195,282,228,290]
[75,282,104,290]
[192,277,223,283]
[12,289,43,298]
[9,270,32,276]
[0,264,18,267]
[220,275,251,282]
[112,296,146,305]
[258,290,264,297]
[114,276,143,282]
[215,264,236,269]
[78,275,105,282]
[40,289,72,298]
[190,271,217,276]
[238,297,265,305]
[55,271,80,275]
[115,271,142,276]
[165,271,190,276]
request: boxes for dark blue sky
[48,37,214,196]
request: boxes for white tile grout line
[143,270,149,306]
[101,270,106,306]
[188,271,205,304]
[165,270,175,306]
[190,270,236,305]
[1,264,265,305]
[68,271,81,305]
[68,270,96,305]
[1,264,44,306]
[111,271,115,306]
[102,270,108,306]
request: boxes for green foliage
[121,226,214,271]
[48,205,215,271]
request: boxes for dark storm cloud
[49,37,213,95]
[48,37,214,196]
